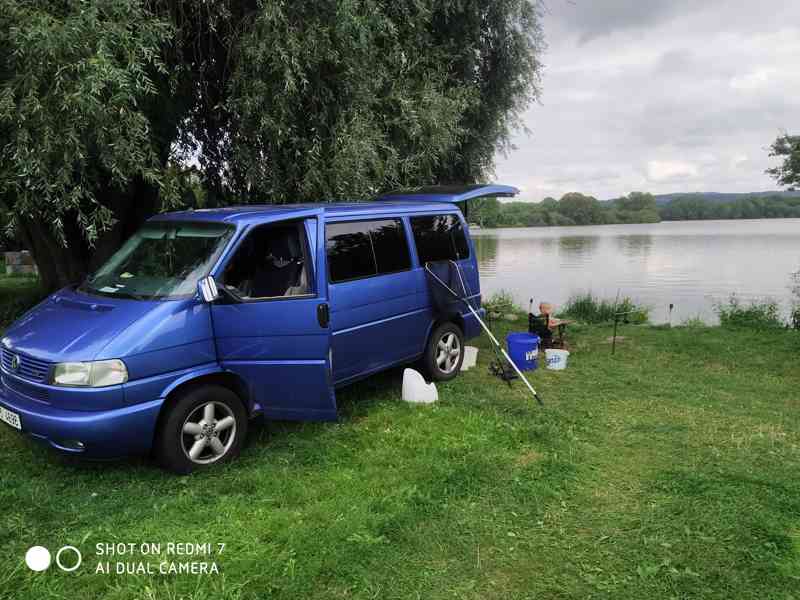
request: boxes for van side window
[410,214,470,263]
[222,221,312,299]
[326,219,411,283]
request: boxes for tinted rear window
[326,219,411,283]
[370,220,411,275]
[410,214,470,264]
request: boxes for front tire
[423,322,465,382]
[155,384,247,474]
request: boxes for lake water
[472,219,800,324]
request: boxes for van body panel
[329,271,428,382]
[210,210,336,421]
[1,289,157,363]
[122,362,224,409]
[216,360,335,421]
[0,385,162,457]
[96,298,215,364]
[120,340,218,385]
[211,297,336,420]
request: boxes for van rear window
[410,215,470,264]
[326,219,411,283]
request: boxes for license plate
[0,406,21,430]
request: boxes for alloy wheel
[181,401,237,465]
[436,332,461,374]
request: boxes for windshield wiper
[108,290,149,301]
[80,285,148,301]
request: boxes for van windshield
[81,222,234,300]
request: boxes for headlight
[51,359,128,387]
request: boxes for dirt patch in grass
[516,449,543,466]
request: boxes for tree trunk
[16,217,88,292]
[18,177,160,293]
[87,178,159,274]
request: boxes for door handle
[317,303,330,328]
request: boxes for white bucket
[461,346,478,371]
[402,368,438,404]
[545,349,570,370]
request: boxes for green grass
[560,292,650,325]
[0,275,45,327]
[483,290,517,315]
[1,280,800,599]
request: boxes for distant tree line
[659,194,800,221]
[468,192,800,228]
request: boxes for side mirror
[198,276,219,303]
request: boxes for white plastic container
[461,346,478,371]
[545,349,570,370]
[402,368,438,403]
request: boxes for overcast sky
[494,0,800,200]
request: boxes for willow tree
[0,0,544,292]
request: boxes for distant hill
[653,191,800,206]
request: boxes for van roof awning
[375,184,519,204]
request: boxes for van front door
[210,211,335,421]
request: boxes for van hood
[1,287,159,363]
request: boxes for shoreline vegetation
[469,191,800,229]
[484,290,800,331]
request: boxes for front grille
[1,347,51,382]
[2,375,49,402]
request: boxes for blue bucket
[506,332,540,371]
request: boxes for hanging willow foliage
[0,0,544,290]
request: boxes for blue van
[0,185,517,472]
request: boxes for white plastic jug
[402,368,438,403]
[545,349,570,370]
[461,346,478,371]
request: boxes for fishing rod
[424,260,543,406]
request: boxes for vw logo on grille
[9,354,20,371]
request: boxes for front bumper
[0,386,163,458]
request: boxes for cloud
[544,167,621,187]
[545,0,693,43]
[494,1,800,199]
[654,49,694,76]
[646,160,699,183]
[730,68,777,91]
[730,154,749,168]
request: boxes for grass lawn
[0,278,799,599]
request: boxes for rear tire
[155,384,247,474]
[423,322,465,382]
